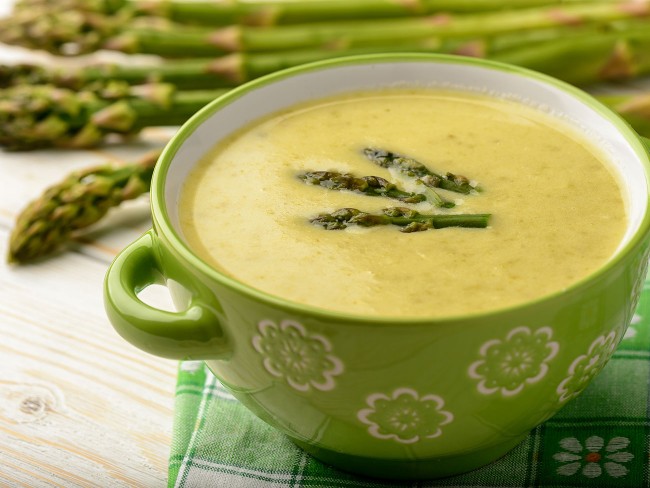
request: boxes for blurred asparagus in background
[0,43,483,90]
[495,28,650,84]
[2,24,650,90]
[1,81,648,151]
[2,1,648,56]
[7,0,625,31]
[0,82,226,150]
[598,94,650,137]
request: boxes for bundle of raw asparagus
[2,0,650,262]
[3,0,650,150]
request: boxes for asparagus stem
[473,17,650,55]
[1,76,649,153]
[310,207,490,232]
[0,42,464,90]
[3,1,649,55]
[157,0,619,25]
[233,2,650,53]
[3,18,650,91]
[7,150,160,263]
[363,148,477,195]
[493,27,650,85]
[298,170,428,204]
[12,0,618,27]
[1,59,240,91]
[597,93,650,138]
[0,83,225,150]
[417,182,457,209]
[153,0,562,25]
[641,136,650,151]
[129,88,227,129]
[0,7,128,55]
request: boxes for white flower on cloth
[468,326,559,396]
[357,388,453,444]
[556,331,617,403]
[554,436,634,478]
[179,361,204,373]
[623,314,642,340]
[252,319,344,392]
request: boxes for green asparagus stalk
[0,41,471,90]
[493,27,650,85]
[0,83,226,150]
[3,19,650,91]
[0,59,237,91]
[0,28,581,88]
[0,8,128,56]
[3,1,649,56]
[299,170,428,204]
[363,148,477,194]
[597,93,650,137]
[310,207,490,232]
[466,17,650,56]
[11,0,618,27]
[1,78,649,154]
[7,150,161,263]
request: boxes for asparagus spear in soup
[299,171,428,204]
[310,207,490,232]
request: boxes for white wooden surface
[0,18,182,488]
[0,31,181,484]
[0,132,182,487]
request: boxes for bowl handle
[104,231,228,360]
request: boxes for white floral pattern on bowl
[252,319,344,392]
[556,331,617,403]
[357,388,453,444]
[468,326,559,396]
[554,435,633,478]
[623,313,642,340]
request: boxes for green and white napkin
[169,277,650,488]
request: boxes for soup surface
[179,89,627,318]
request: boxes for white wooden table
[0,37,181,485]
[0,134,183,486]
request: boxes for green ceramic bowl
[104,54,650,479]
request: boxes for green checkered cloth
[169,277,650,488]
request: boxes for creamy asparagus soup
[179,88,627,318]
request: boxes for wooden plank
[0,227,177,486]
[0,41,180,485]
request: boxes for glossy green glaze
[104,231,229,359]
[104,54,650,479]
[642,136,650,153]
[291,435,528,478]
